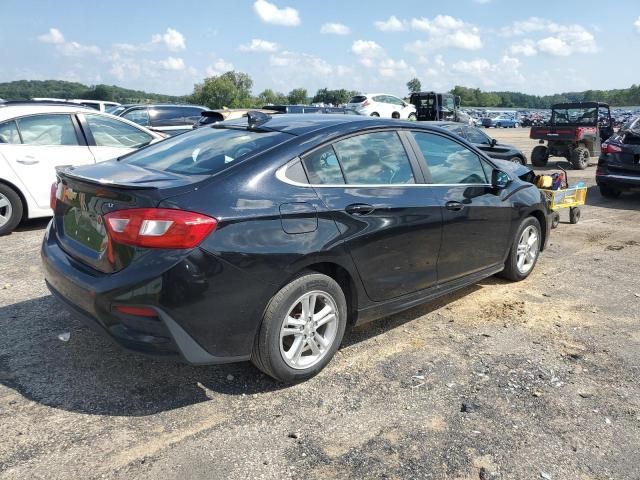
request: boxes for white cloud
[351,40,414,78]
[635,17,640,33]
[239,39,278,52]
[402,15,483,52]
[501,18,597,57]
[151,28,186,51]
[158,56,185,71]
[206,58,234,76]
[320,23,350,35]
[411,15,466,34]
[508,39,538,56]
[37,28,64,44]
[452,55,525,87]
[253,0,300,26]
[269,51,335,76]
[374,16,407,32]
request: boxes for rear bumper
[596,171,640,191]
[41,224,251,365]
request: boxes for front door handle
[445,201,464,211]
[345,203,375,216]
[16,157,39,165]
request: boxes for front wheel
[509,156,525,165]
[0,184,24,236]
[499,217,542,281]
[514,122,520,128]
[408,113,417,121]
[370,112,380,118]
[251,272,347,383]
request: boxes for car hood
[491,158,535,183]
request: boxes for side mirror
[492,170,511,189]
[490,138,498,147]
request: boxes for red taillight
[50,182,57,210]
[104,208,217,249]
[601,143,622,154]
[362,100,370,107]
[113,305,157,317]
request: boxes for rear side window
[149,107,193,126]
[302,145,344,184]
[333,131,415,185]
[123,108,150,127]
[411,132,487,185]
[17,114,79,146]
[349,96,367,104]
[125,127,288,176]
[0,120,21,144]
[84,114,153,148]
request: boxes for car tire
[551,212,560,229]
[514,122,520,128]
[509,156,525,165]
[499,216,542,282]
[251,271,348,383]
[570,146,590,170]
[569,207,581,224]
[408,113,417,121]
[0,184,23,236]
[370,112,380,117]
[496,123,502,128]
[531,145,549,167]
[599,185,621,198]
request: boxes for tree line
[2,75,640,110]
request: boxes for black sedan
[42,113,551,382]
[433,121,527,165]
[596,116,640,197]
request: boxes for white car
[347,94,417,120]
[69,99,121,112]
[0,103,165,235]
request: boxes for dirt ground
[1,127,639,480]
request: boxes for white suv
[347,94,417,120]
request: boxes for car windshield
[552,107,597,125]
[109,106,127,116]
[124,126,289,176]
[621,117,640,133]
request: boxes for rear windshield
[349,96,367,104]
[124,127,289,176]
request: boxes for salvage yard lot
[1,128,639,480]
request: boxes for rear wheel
[499,217,542,281]
[531,145,549,167]
[514,122,520,128]
[251,272,347,383]
[496,123,502,128]
[0,184,23,236]
[551,212,560,229]
[510,156,525,165]
[599,185,621,198]
[569,207,581,224]
[570,146,590,170]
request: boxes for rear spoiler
[56,166,158,190]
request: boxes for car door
[0,114,94,209]
[372,96,391,118]
[301,130,443,302]
[463,126,511,160]
[78,113,156,162]
[408,130,512,283]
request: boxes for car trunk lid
[53,161,202,273]
[603,132,640,174]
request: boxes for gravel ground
[1,128,639,480]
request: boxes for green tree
[406,78,422,93]
[257,88,287,105]
[189,71,254,109]
[287,88,308,105]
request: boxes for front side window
[411,132,487,185]
[0,120,21,144]
[84,114,154,148]
[333,131,415,185]
[302,145,344,184]
[149,107,190,126]
[123,108,150,126]
[442,96,455,112]
[16,114,79,146]
[125,127,288,176]
[465,126,491,145]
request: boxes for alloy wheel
[0,193,13,228]
[279,291,339,370]
[516,225,539,274]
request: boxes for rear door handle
[345,203,375,216]
[16,157,39,165]
[445,201,464,211]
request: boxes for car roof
[223,113,437,136]
[0,104,95,121]
[120,104,207,109]
[552,102,609,109]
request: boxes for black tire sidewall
[255,273,347,383]
[0,184,23,236]
[531,146,548,167]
